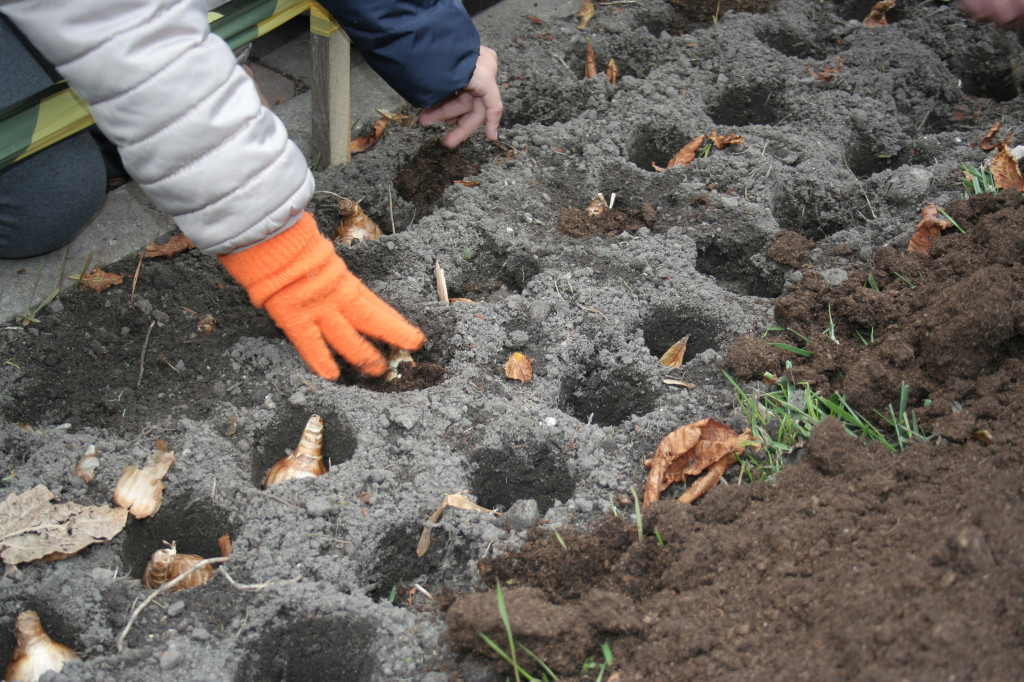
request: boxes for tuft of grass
[580,640,614,681]
[855,328,876,346]
[726,368,932,483]
[937,206,967,234]
[553,530,567,550]
[629,485,642,541]
[866,274,880,291]
[765,326,813,357]
[653,527,665,547]
[479,580,558,681]
[959,162,999,196]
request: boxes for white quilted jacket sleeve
[0,0,315,254]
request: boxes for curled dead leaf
[584,41,598,79]
[218,534,233,557]
[71,267,124,293]
[505,352,533,382]
[907,202,953,256]
[807,55,843,82]
[144,233,195,259]
[0,485,128,568]
[709,132,744,149]
[350,117,389,154]
[453,179,481,187]
[606,59,619,86]
[990,143,1024,192]
[652,135,707,171]
[659,336,690,368]
[980,122,1002,152]
[577,0,595,29]
[863,0,895,26]
[417,492,499,557]
[642,418,755,507]
[335,198,384,246]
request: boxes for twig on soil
[387,187,396,235]
[578,304,611,323]
[137,320,156,389]
[217,566,301,591]
[130,251,144,308]
[115,556,230,652]
[553,52,574,77]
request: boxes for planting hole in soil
[120,499,236,579]
[468,444,575,514]
[5,0,1024,678]
[234,616,376,682]
[641,305,724,365]
[366,522,472,602]
[559,362,661,426]
[249,406,352,487]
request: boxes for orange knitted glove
[219,213,425,380]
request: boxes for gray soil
[2,0,1024,679]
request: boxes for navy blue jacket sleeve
[318,0,481,109]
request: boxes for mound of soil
[444,192,1024,680]
[1,0,1023,679]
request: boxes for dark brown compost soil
[443,192,1024,681]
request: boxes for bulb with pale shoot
[264,414,326,488]
[4,611,78,682]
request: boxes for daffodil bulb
[4,611,78,682]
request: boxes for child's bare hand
[959,0,1024,30]
[419,46,503,148]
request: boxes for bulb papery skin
[5,611,78,682]
[142,544,213,592]
[264,415,326,488]
[113,466,164,519]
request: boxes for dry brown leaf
[526,14,544,24]
[652,135,707,171]
[377,109,413,126]
[144,233,195,259]
[679,453,737,504]
[980,122,1002,151]
[642,418,754,507]
[659,335,690,368]
[444,493,500,515]
[584,41,598,79]
[335,199,384,246]
[863,0,895,26]
[907,202,953,256]
[0,485,128,568]
[505,352,533,382]
[606,59,619,86]
[807,56,843,82]
[709,132,744,149]
[417,493,499,557]
[990,143,1024,192]
[72,267,124,293]
[350,117,389,154]
[577,0,595,29]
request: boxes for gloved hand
[219,212,425,380]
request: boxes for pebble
[166,600,186,618]
[158,643,185,670]
[505,499,540,529]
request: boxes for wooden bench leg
[311,27,350,168]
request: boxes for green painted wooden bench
[0,0,352,172]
